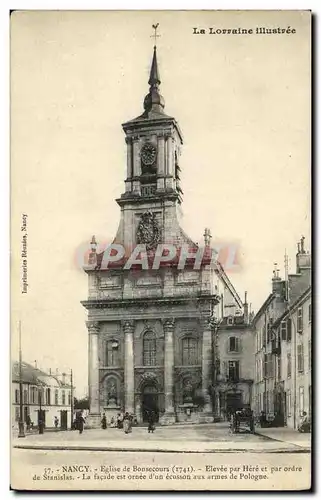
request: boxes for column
[160,318,176,425]
[132,137,141,195]
[86,321,101,427]
[165,134,174,190]
[125,136,132,193]
[124,320,135,414]
[201,318,213,420]
[156,133,165,191]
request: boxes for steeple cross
[151,23,160,46]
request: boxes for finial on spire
[90,235,97,254]
[203,228,212,246]
[300,235,305,254]
[143,25,165,115]
[272,262,279,279]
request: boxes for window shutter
[236,337,241,352]
[223,361,228,378]
[298,344,304,372]
[281,321,287,341]
[264,354,268,378]
[287,318,292,341]
[297,308,303,333]
[267,323,270,344]
[236,361,240,380]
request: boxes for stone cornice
[81,294,219,311]
[116,191,179,207]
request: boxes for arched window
[182,337,198,365]
[55,389,58,405]
[143,331,156,366]
[106,340,119,367]
[62,390,66,405]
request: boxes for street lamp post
[38,387,44,434]
[70,368,74,429]
[210,315,222,421]
[18,321,25,438]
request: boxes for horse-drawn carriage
[230,407,255,434]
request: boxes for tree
[74,397,89,410]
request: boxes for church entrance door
[142,384,159,422]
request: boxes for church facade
[82,45,250,426]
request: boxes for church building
[82,42,250,426]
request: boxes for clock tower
[113,45,190,253]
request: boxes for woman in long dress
[101,413,107,429]
[123,412,130,434]
[147,411,155,433]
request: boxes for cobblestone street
[12,422,311,453]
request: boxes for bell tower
[119,45,183,204]
[113,40,192,251]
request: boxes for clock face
[141,143,157,166]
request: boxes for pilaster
[156,133,165,191]
[123,320,135,414]
[125,136,133,192]
[159,318,176,425]
[132,137,141,195]
[86,321,101,427]
[200,317,214,422]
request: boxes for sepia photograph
[10,10,311,491]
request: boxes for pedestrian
[298,411,310,433]
[54,416,59,430]
[101,413,107,429]
[128,413,133,433]
[110,416,116,428]
[123,412,131,434]
[26,415,31,432]
[260,411,267,428]
[78,413,85,434]
[117,413,123,429]
[38,418,44,435]
[147,411,155,434]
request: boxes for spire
[143,44,165,115]
[148,46,161,86]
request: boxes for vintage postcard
[10,10,311,491]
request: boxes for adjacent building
[82,45,254,426]
[12,361,73,430]
[272,286,311,429]
[215,298,255,420]
[252,238,311,428]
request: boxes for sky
[11,10,310,397]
